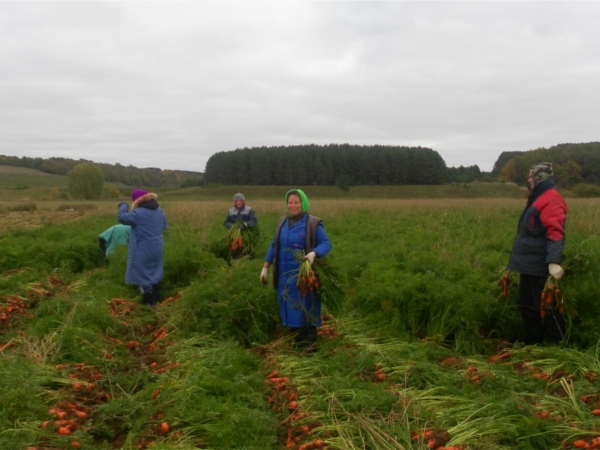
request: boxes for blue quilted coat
[118,194,167,287]
[265,214,331,327]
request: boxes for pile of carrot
[42,401,90,436]
[0,293,31,331]
[55,362,111,404]
[46,274,65,288]
[109,298,137,316]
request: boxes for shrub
[49,187,61,200]
[571,183,600,198]
[68,163,104,199]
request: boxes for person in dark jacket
[118,189,167,306]
[260,189,332,352]
[507,162,566,345]
[224,193,258,259]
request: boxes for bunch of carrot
[297,259,319,298]
[540,278,564,319]
[227,224,244,253]
[497,271,510,297]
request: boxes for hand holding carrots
[548,263,564,280]
[303,252,316,265]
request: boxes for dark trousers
[518,274,565,345]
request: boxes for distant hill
[0,155,203,188]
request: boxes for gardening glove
[548,263,564,280]
[303,251,316,265]
[260,267,269,285]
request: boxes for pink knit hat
[131,189,148,202]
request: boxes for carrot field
[1,197,600,450]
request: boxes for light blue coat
[118,201,167,286]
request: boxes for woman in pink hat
[118,189,167,306]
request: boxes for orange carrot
[158,422,170,435]
[57,427,71,435]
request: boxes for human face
[234,199,244,209]
[287,194,302,216]
[527,172,535,190]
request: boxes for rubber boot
[152,284,162,304]
[295,326,317,354]
[142,292,156,306]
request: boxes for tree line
[0,155,202,188]
[204,144,448,186]
[494,142,600,188]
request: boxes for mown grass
[0,197,599,449]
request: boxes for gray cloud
[1,2,599,172]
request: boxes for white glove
[548,263,564,280]
[303,251,316,265]
[260,267,269,285]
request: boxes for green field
[1,191,599,450]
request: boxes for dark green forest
[495,142,600,187]
[491,151,525,175]
[4,141,600,189]
[204,144,448,186]
[0,155,202,188]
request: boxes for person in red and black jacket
[507,162,566,345]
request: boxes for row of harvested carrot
[265,365,326,450]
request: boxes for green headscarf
[285,189,310,217]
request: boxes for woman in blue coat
[118,189,167,306]
[260,189,332,351]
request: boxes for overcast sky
[1,2,599,173]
